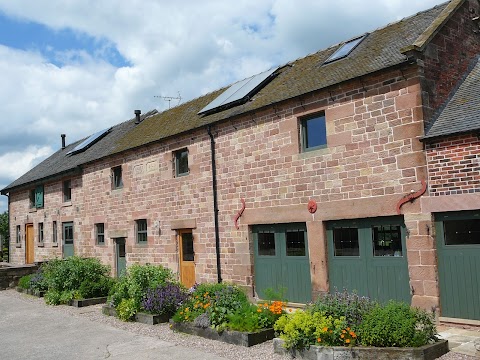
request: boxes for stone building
[2,0,479,322]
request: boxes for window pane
[63,180,72,202]
[333,228,359,256]
[444,219,480,245]
[286,230,306,256]
[258,232,275,256]
[136,220,147,243]
[182,233,194,261]
[372,225,403,256]
[304,115,326,149]
[176,149,189,176]
[63,223,73,244]
[52,222,57,243]
[113,166,123,189]
[96,223,105,244]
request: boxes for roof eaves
[400,0,465,54]
[0,166,83,195]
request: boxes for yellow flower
[257,308,262,313]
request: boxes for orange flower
[341,334,345,338]
[346,327,350,331]
[350,331,356,337]
[257,308,262,313]
[317,338,322,343]
[345,339,351,344]
[322,327,328,332]
[342,330,347,334]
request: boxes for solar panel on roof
[198,67,278,115]
[324,34,368,64]
[67,127,111,155]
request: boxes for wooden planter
[170,320,275,347]
[101,304,170,325]
[273,338,449,360]
[69,296,108,308]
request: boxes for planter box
[69,297,108,308]
[16,287,44,297]
[170,320,275,347]
[101,304,169,325]
[273,338,449,360]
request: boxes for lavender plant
[309,288,377,328]
[141,282,188,316]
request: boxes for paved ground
[438,325,480,358]
[0,291,227,360]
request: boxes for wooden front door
[115,238,127,277]
[179,230,195,288]
[62,222,74,258]
[25,224,34,264]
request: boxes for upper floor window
[136,219,147,244]
[63,179,72,202]
[96,223,105,245]
[175,148,189,177]
[38,222,44,243]
[112,166,123,189]
[29,186,44,209]
[301,113,327,152]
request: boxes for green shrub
[358,301,437,347]
[108,264,175,319]
[227,302,284,332]
[18,274,33,289]
[117,298,139,321]
[309,289,376,330]
[274,310,348,350]
[44,290,62,305]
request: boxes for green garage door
[435,211,480,320]
[253,223,312,304]
[327,216,411,304]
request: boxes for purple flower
[142,282,189,316]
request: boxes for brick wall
[426,134,480,196]
[422,0,480,130]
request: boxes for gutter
[207,125,222,284]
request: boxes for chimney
[134,110,141,124]
[61,134,66,149]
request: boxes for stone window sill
[52,243,58,247]
[15,243,21,248]
[62,201,72,207]
[37,242,44,248]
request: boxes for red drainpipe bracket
[396,180,427,215]
[234,198,246,230]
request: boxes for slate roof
[1,110,158,193]
[1,0,460,194]
[423,56,480,140]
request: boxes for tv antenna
[154,92,182,109]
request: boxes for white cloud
[0,145,53,179]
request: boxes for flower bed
[170,320,275,347]
[273,290,443,358]
[170,283,285,346]
[273,338,449,360]
[16,286,44,297]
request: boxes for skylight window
[67,127,111,155]
[324,34,368,64]
[198,67,278,115]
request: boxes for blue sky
[0,0,444,213]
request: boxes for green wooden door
[115,238,127,277]
[253,223,312,304]
[62,222,74,258]
[435,211,480,320]
[327,216,410,304]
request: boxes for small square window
[301,114,327,152]
[52,221,57,244]
[96,223,105,245]
[136,219,147,244]
[258,232,275,256]
[38,222,44,243]
[333,227,359,256]
[63,180,72,202]
[175,148,189,177]
[112,166,123,189]
[16,225,21,244]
